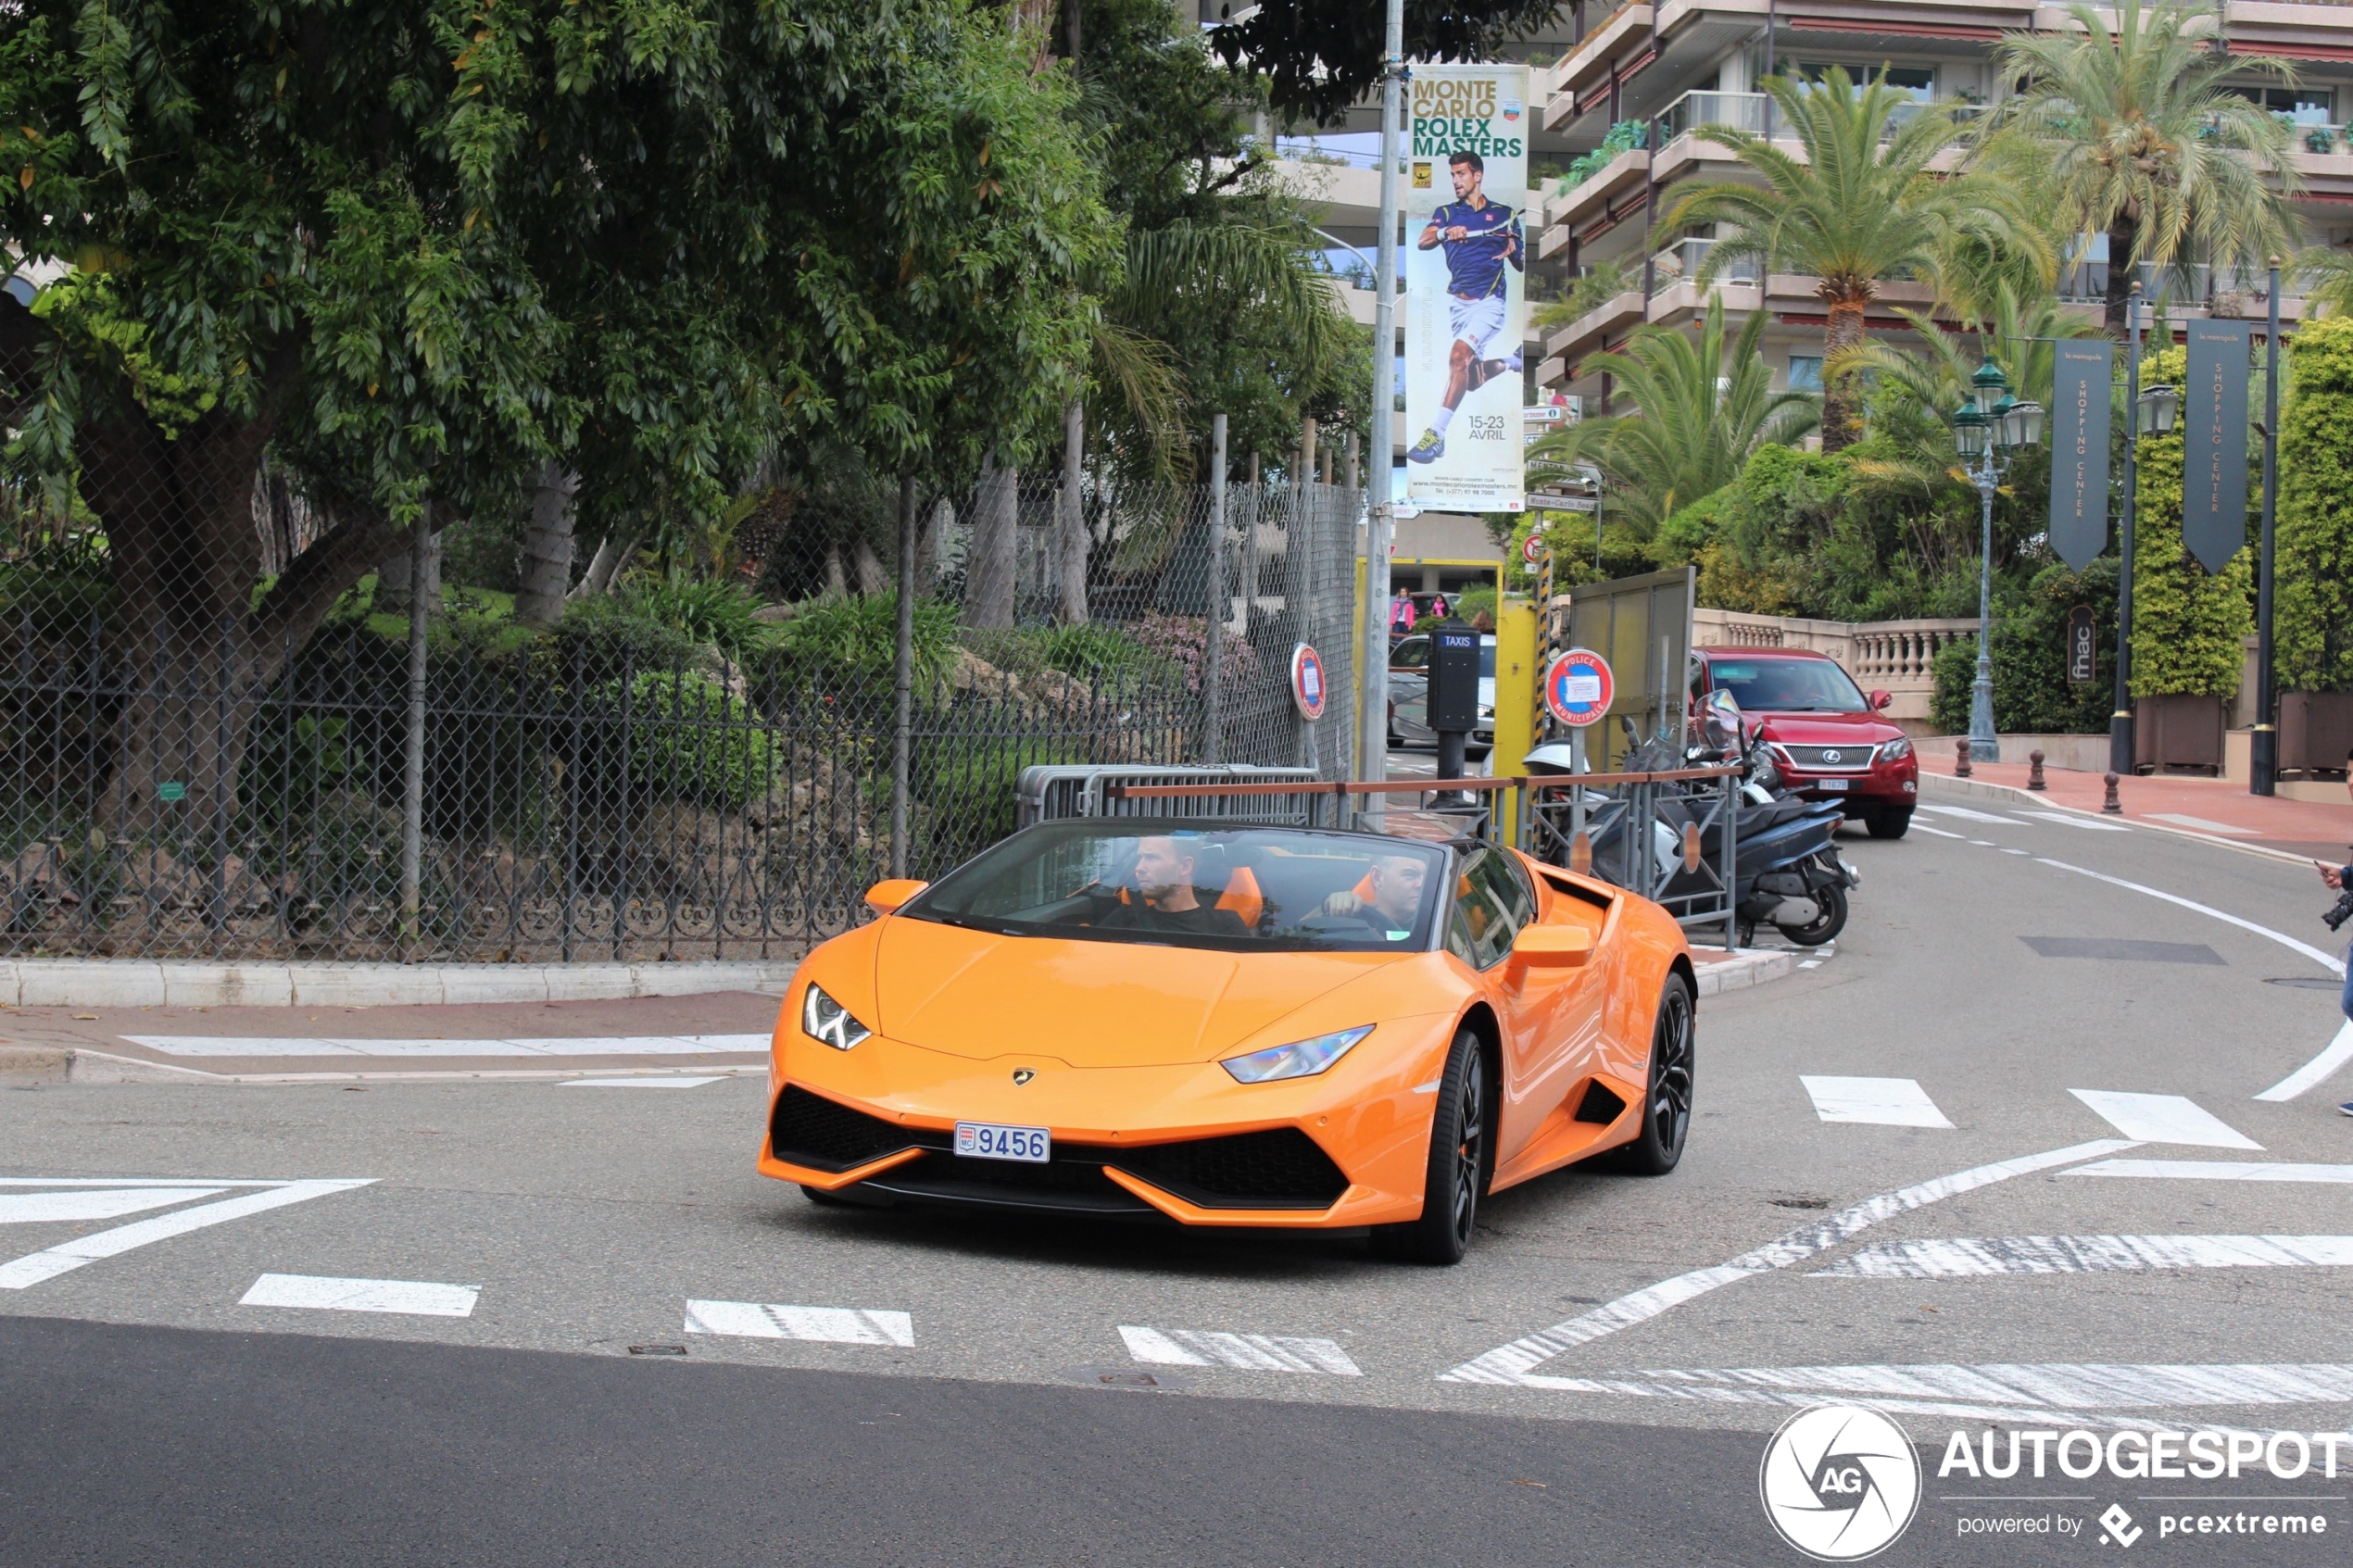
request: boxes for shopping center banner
[1403,62,1530,515]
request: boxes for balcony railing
[1647,238,1760,296]
[1655,89,1985,147]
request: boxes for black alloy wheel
[1867,805,1913,839]
[1775,880,1847,946]
[1372,1027,1488,1264]
[1608,972,1693,1175]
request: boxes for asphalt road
[4,783,2351,1564]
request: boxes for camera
[2327,887,2353,934]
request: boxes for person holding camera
[2323,748,2353,1113]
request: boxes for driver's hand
[1320,891,1365,916]
[2323,863,2346,890]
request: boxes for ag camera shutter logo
[1759,1405,1922,1561]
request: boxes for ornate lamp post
[1953,360,2045,764]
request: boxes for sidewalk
[1916,746,2353,864]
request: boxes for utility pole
[2253,258,2282,797]
[1356,0,1405,786]
[2110,284,2142,779]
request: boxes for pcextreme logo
[1760,1405,1923,1561]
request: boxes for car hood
[871,917,1406,1067]
[1753,712,1906,746]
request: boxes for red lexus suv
[1691,646,1919,838]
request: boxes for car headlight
[1880,736,1912,762]
[1220,1024,1374,1084]
[800,984,873,1051]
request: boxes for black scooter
[1526,693,1857,946]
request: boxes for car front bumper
[758,1025,1455,1228]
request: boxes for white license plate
[954,1121,1051,1163]
[1813,777,1850,791]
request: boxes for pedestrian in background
[2325,745,2353,1114]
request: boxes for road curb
[1691,947,1795,997]
[0,959,800,1010]
[1917,773,2321,869]
[54,1052,768,1086]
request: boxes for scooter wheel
[1775,883,1846,947]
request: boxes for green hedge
[606,670,779,809]
[2276,317,2353,692]
[1929,558,2119,734]
[2127,350,2254,698]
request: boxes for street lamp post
[1953,361,2045,766]
[2108,282,2179,780]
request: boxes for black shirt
[1099,897,1251,938]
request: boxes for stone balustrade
[1692,608,1977,726]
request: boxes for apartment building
[1531,0,2353,408]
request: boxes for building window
[1787,357,1823,393]
[1797,63,1934,102]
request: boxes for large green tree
[1204,0,1558,124]
[1992,0,2298,337]
[1659,69,2044,452]
[0,0,1112,830]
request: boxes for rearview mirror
[1868,689,1893,711]
[1701,688,1743,749]
[1511,925,1594,968]
[863,879,928,914]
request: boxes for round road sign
[1520,533,1547,566]
[1542,647,1614,728]
[1290,644,1327,721]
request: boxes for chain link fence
[0,463,1361,962]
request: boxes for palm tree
[1529,296,1817,531]
[1831,285,2104,574]
[1658,68,2045,452]
[1992,0,2299,336]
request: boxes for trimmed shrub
[1929,557,2119,734]
[2127,348,2253,698]
[607,670,779,809]
[2276,317,2353,692]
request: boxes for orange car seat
[1216,865,1265,930]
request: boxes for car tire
[1371,1026,1488,1265]
[1775,881,1847,945]
[1605,972,1694,1176]
[1867,806,1913,839]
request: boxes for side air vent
[1574,1080,1629,1125]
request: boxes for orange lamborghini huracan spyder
[759,819,1695,1263]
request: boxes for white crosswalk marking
[240,1273,479,1316]
[0,1188,227,1223]
[126,1035,771,1059]
[684,1299,914,1346]
[2070,1090,2261,1149]
[0,1179,376,1290]
[1810,1235,2353,1278]
[1119,1325,1361,1374]
[2147,813,2258,835]
[1517,1361,2353,1415]
[1915,805,2021,824]
[1800,1076,1954,1129]
[2016,810,2130,832]
[2065,1159,2353,1185]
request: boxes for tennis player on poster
[1406,150,1524,466]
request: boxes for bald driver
[1318,854,1428,936]
[1100,835,1251,938]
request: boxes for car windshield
[903,821,1447,953]
[1706,658,1867,713]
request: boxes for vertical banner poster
[2182,320,2252,574]
[1403,63,1531,515]
[2047,339,2112,570]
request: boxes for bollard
[1956,738,1972,779]
[2103,771,2121,814]
[2028,749,2047,791]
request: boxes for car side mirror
[1511,925,1594,968]
[863,879,928,914]
[1868,689,1893,711]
